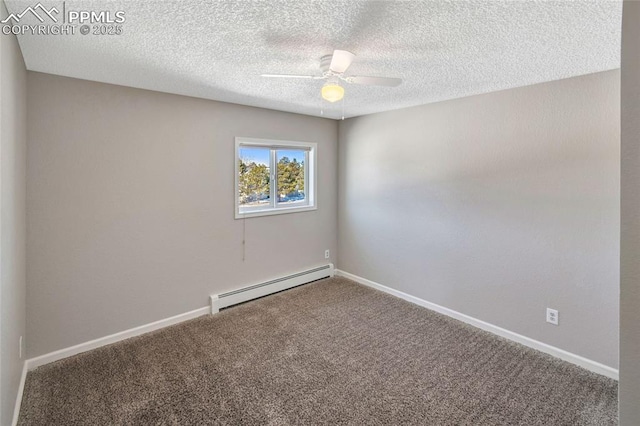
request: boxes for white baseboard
[335,269,619,380]
[11,361,27,426]
[26,306,210,371]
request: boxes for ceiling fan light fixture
[321,82,344,103]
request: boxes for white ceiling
[6,0,622,119]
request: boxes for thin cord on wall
[242,214,246,262]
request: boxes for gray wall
[26,72,338,357]
[0,1,27,423]
[338,71,620,368]
[620,1,640,423]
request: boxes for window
[235,137,317,218]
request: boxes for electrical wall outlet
[324,249,330,259]
[546,308,559,326]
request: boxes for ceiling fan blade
[261,74,324,79]
[329,50,355,73]
[348,76,402,87]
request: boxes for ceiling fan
[261,50,402,103]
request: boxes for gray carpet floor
[19,277,618,425]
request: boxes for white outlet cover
[546,308,559,326]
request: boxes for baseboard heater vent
[210,263,334,314]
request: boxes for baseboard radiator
[210,264,334,314]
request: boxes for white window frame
[235,137,317,219]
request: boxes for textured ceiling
[5,0,622,119]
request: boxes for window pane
[276,149,306,204]
[238,147,270,208]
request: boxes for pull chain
[242,214,246,261]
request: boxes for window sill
[235,205,317,219]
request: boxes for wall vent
[210,264,334,313]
